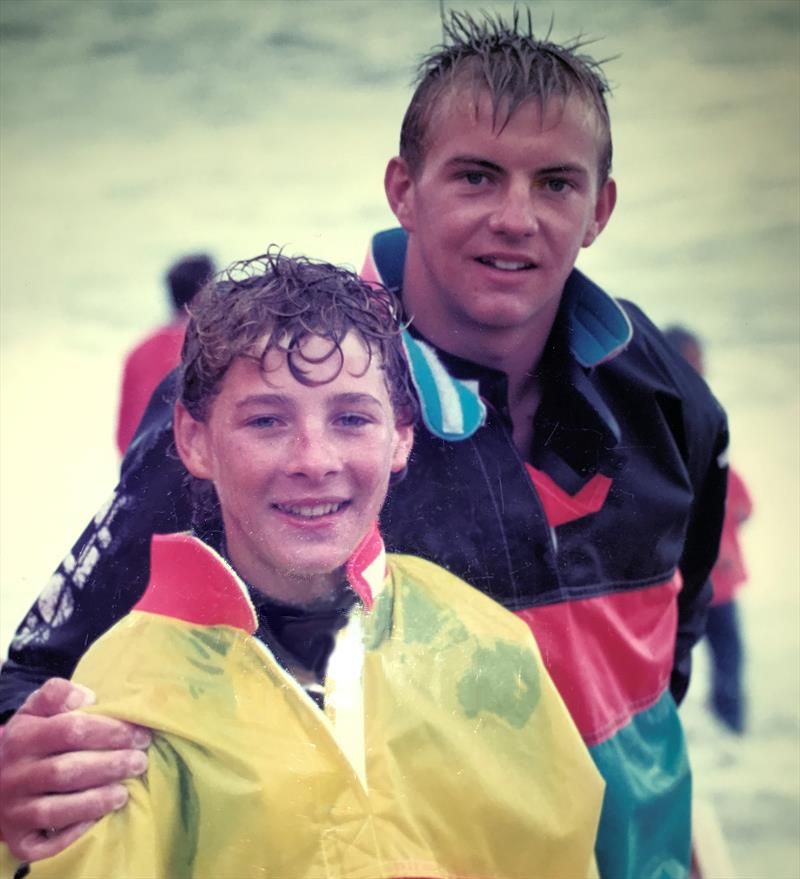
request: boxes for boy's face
[175,332,413,603]
[386,89,616,340]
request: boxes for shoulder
[615,301,700,387]
[124,322,185,370]
[125,322,175,357]
[386,554,535,646]
[119,369,181,471]
[611,300,727,432]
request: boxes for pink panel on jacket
[516,573,681,746]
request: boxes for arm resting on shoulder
[0,679,151,863]
[22,738,180,879]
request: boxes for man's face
[386,89,616,344]
[175,332,413,602]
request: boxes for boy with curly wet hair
[7,251,602,878]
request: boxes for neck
[247,574,342,607]
[404,292,558,391]
[249,573,347,608]
[224,539,343,607]
[400,238,564,386]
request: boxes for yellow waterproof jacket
[20,531,603,879]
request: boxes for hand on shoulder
[0,678,152,862]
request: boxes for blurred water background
[1,0,798,874]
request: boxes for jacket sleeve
[0,373,193,722]
[669,379,729,705]
[622,305,730,706]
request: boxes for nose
[287,423,341,480]
[488,181,537,238]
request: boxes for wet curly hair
[400,8,614,183]
[178,247,416,427]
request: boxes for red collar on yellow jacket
[133,525,387,633]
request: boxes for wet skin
[174,332,413,605]
[385,89,617,370]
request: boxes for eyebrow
[234,392,384,409]
[536,163,589,177]
[234,393,291,410]
[447,156,589,178]
[330,392,384,408]
[447,156,504,173]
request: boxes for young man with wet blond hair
[1,11,727,879]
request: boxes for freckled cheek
[358,452,397,498]
[347,445,390,479]
[216,452,280,495]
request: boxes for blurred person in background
[664,325,753,734]
[116,253,215,454]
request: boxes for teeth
[480,257,533,271]
[275,502,345,518]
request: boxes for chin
[468,308,537,329]
[293,554,350,578]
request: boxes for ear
[390,422,414,473]
[173,401,214,480]
[384,157,417,232]
[582,177,617,248]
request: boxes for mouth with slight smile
[273,501,350,519]
[476,256,537,271]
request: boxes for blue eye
[336,413,371,428]
[247,415,281,429]
[545,178,571,193]
[462,171,487,186]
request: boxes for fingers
[20,783,128,832]
[9,777,133,862]
[17,678,96,718]
[0,679,154,862]
[2,710,152,761]
[0,743,148,861]
[3,747,148,798]
[15,819,98,863]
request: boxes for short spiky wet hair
[400,8,613,182]
[179,248,416,425]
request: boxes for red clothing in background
[710,466,753,605]
[116,319,187,454]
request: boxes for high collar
[134,526,388,631]
[364,227,632,370]
[362,228,630,490]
